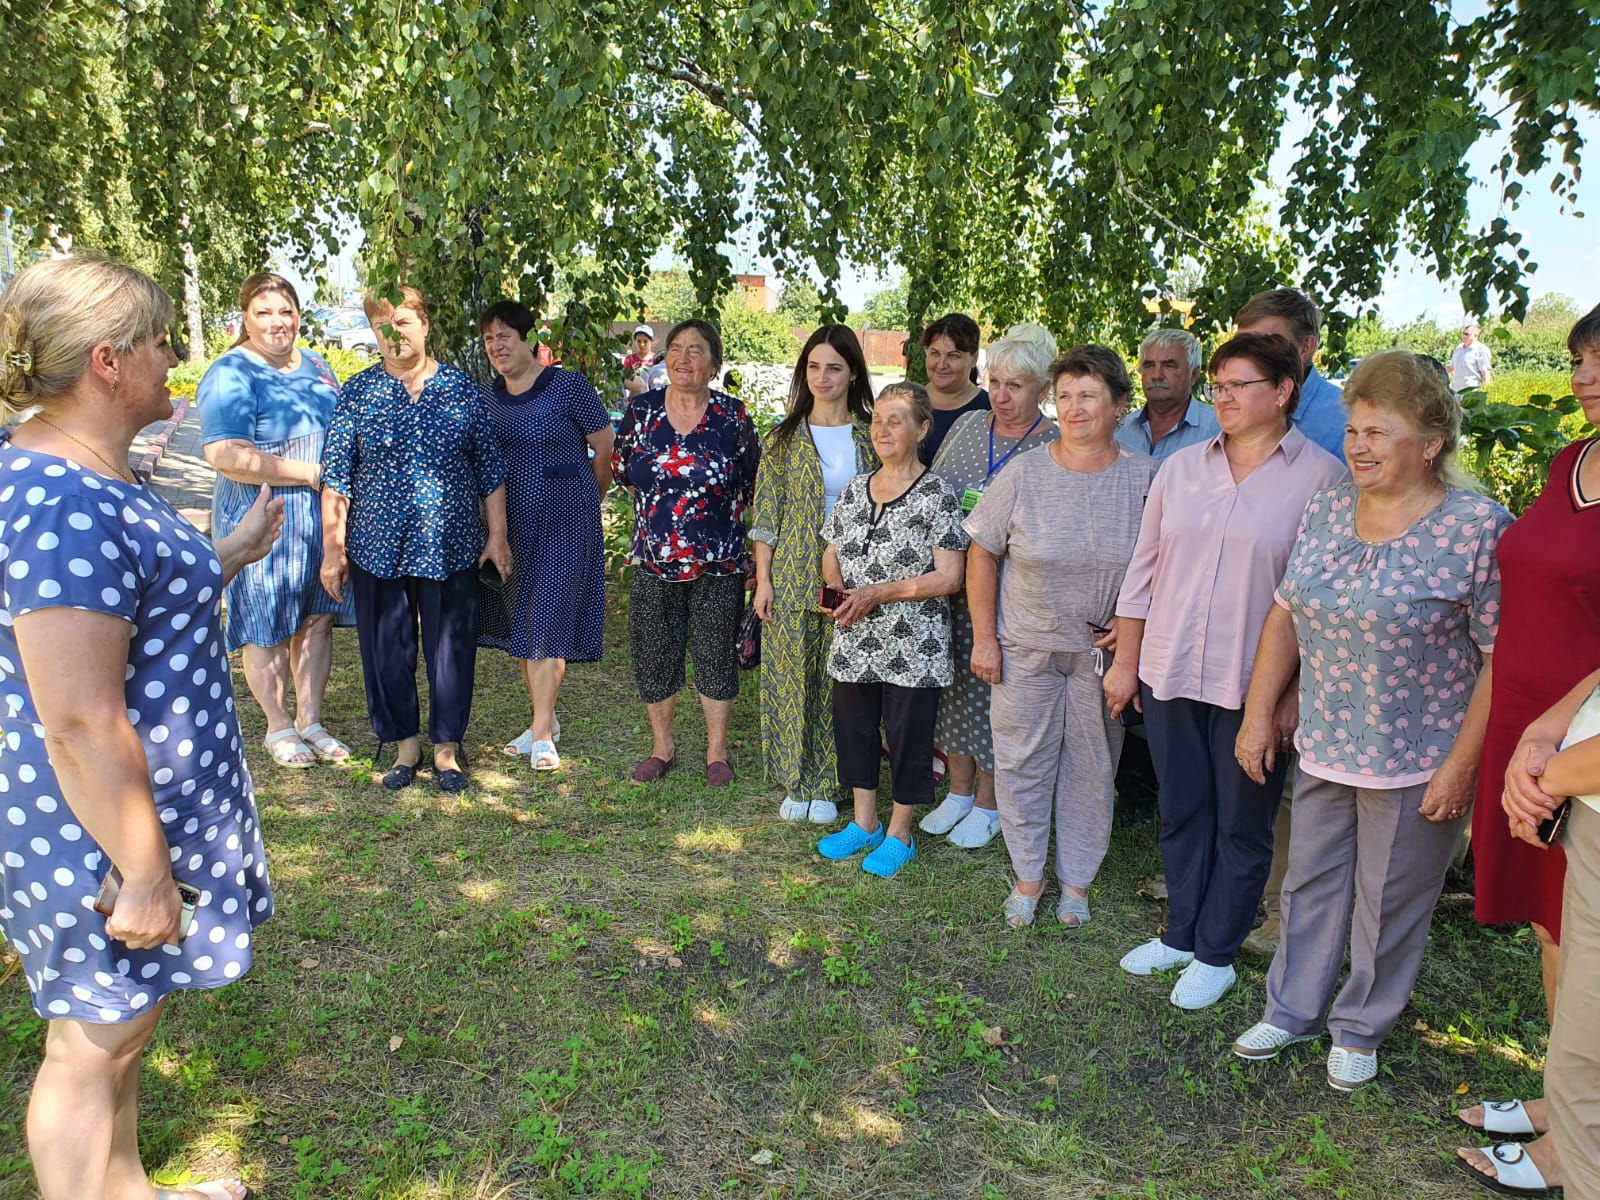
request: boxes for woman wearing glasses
[1104,332,1345,1011]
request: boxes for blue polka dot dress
[477,368,610,662]
[0,437,273,1023]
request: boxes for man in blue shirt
[1115,328,1220,463]
[1234,287,1347,461]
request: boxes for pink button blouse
[1116,426,1347,709]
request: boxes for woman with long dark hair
[752,325,876,821]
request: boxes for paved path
[131,397,213,532]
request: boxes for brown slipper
[706,760,735,787]
[632,754,676,784]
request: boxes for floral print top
[320,362,507,580]
[1276,483,1511,788]
[612,388,761,580]
[820,469,967,688]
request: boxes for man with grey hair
[1114,327,1219,462]
[1449,321,1492,393]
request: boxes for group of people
[0,252,1597,1200]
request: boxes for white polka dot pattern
[0,439,274,1024]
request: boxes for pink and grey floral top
[1276,483,1511,788]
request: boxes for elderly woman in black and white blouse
[815,381,966,879]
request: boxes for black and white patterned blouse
[820,468,967,688]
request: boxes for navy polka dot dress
[0,438,273,1023]
[477,368,610,662]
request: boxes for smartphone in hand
[94,867,200,938]
[820,586,845,610]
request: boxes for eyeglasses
[1207,378,1270,402]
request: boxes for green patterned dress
[750,421,876,803]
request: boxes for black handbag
[736,598,761,670]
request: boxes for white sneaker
[947,807,1001,848]
[807,799,839,824]
[1326,1047,1378,1091]
[1233,1021,1316,1060]
[1170,960,1237,1010]
[1119,938,1195,976]
[778,797,811,821]
[920,792,975,835]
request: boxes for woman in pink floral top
[612,319,761,787]
[1231,350,1511,1092]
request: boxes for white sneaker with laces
[778,797,811,821]
[1119,938,1195,976]
[920,792,975,835]
[947,807,1001,848]
[1170,960,1237,1010]
[1326,1047,1378,1091]
[807,799,839,825]
[1233,1021,1315,1060]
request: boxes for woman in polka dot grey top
[0,258,283,1200]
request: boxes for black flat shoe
[382,762,417,790]
[437,768,469,793]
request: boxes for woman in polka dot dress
[0,258,283,1200]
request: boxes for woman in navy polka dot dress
[0,258,283,1200]
[475,301,613,772]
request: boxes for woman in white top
[751,326,877,822]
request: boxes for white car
[316,308,379,357]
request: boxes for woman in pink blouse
[1104,332,1346,1012]
[1229,350,1508,1092]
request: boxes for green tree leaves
[1,0,1594,362]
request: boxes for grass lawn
[0,586,1550,1199]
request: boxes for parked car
[312,306,379,357]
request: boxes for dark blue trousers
[1143,686,1286,966]
[350,561,479,745]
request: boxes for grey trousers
[1263,769,1465,1049]
[1550,800,1600,1200]
[991,646,1123,889]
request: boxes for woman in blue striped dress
[198,273,355,767]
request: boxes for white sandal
[1455,1141,1556,1196]
[504,719,561,757]
[1461,1100,1541,1139]
[295,722,349,762]
[531,740,561,771]
[264,728,315,768]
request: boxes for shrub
[1457,370,1582,514]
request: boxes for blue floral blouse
[321,362,507,580]
[612,388,761,580]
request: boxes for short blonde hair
[988,326,1059,388]
[1344,349,1473,488]
[363,284,430,326]
[0,256,174,424]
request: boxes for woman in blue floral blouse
[612,318,761,787]
[320,285,510,793]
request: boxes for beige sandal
[295,721,350,761]
[155,1179,255,1200]
[264,728,315,768]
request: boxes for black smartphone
[94,867,200,938]
[820,586,845,610]
[479,559,504,585]
[1538,798,1573,846]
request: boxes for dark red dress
[1472,439,1600,939]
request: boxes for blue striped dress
[197,347,355,651]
